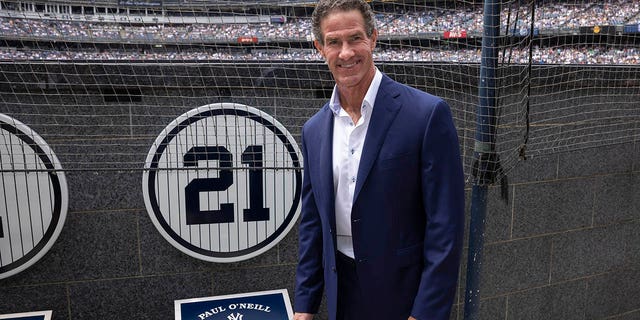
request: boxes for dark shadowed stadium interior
[0,0,638,319]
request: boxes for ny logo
[227,313,243,320]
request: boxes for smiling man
[293,1,465,319]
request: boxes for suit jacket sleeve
[293,128,324,314]
[412,99,465,320]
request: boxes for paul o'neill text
[198,303,271,319]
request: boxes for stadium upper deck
[0,0,638,63]
[2,1,639,41]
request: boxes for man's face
[314,9,377,91]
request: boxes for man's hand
[408,317,417,320]
[294,312,314,320]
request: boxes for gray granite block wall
[452,146,640,320]
[0,64,638,320]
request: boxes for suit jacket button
[332,267,336,272]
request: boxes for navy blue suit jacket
[294,74,465,320]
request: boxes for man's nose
[339,43,355,60]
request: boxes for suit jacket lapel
[353,76,402,204]
[316,105,337,232]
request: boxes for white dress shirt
[330,68,383,259]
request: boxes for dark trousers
[336,251,362,320]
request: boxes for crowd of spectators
[1,16,312,42]
[1,46,638,64]
[0,0,638,63]
[3,1,639,41]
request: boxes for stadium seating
[0,1,638,63]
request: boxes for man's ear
[313,40,324,57]
[370,29,378,50]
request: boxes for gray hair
[311,0,377,45]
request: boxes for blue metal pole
[463,0,501,319]
[463,184,488,320]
